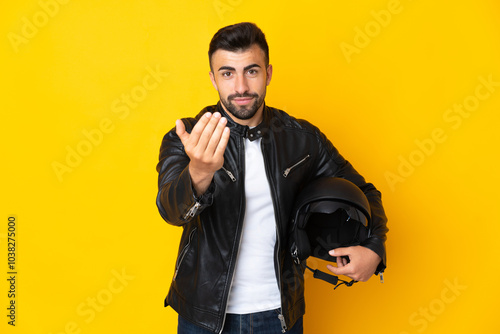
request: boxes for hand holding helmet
[290,177,382,288]
[327,246,381,282]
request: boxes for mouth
[232,97,254,106]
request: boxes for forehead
[211,44,267,69]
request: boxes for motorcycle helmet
[290,177,372,287]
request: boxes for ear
[266,64,273,86]
[209,71,218,91]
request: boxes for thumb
[326,263,349,276]
[175,119,188,144]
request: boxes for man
[156,22,388,334]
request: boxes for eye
[222,71,232,78]
[247,69,258,76]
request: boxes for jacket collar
[216,101,270,142]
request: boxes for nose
[234,74,249,95]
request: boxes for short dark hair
[208,22,269,71]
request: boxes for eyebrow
[217,63,262,72]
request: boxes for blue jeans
[178,309,303,334]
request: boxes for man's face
[209,44,273,127]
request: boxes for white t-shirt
[226,137,282,314]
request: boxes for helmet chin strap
[305,265,357,290]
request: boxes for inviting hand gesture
[176,112,230,195]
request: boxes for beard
[220,91,266,121]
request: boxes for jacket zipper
[283,155,310,177]
[262,142,288,333]
[218,226,244,334]
[275,224,287,333]
[278,313,287,333]
[222,166,237,182]
[183,202,201,220]
[173,227,197,281]
[219,140,244,333]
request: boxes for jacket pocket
[283,155,311,177]
[173,227,197,281]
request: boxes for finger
[196,112,223,152]
[329,247,350,258]
[175,119,188,144]
[326,263,351,276]
[215,126,230,157]
[205,116,228,155]
[188,112,213,146]
[336,256,346,267]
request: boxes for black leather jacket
[156,103,388,333]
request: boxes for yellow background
[1,0,499,333]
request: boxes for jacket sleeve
[314,128,389,274]
[156,120,215,226]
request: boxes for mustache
[228,93,259,100]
